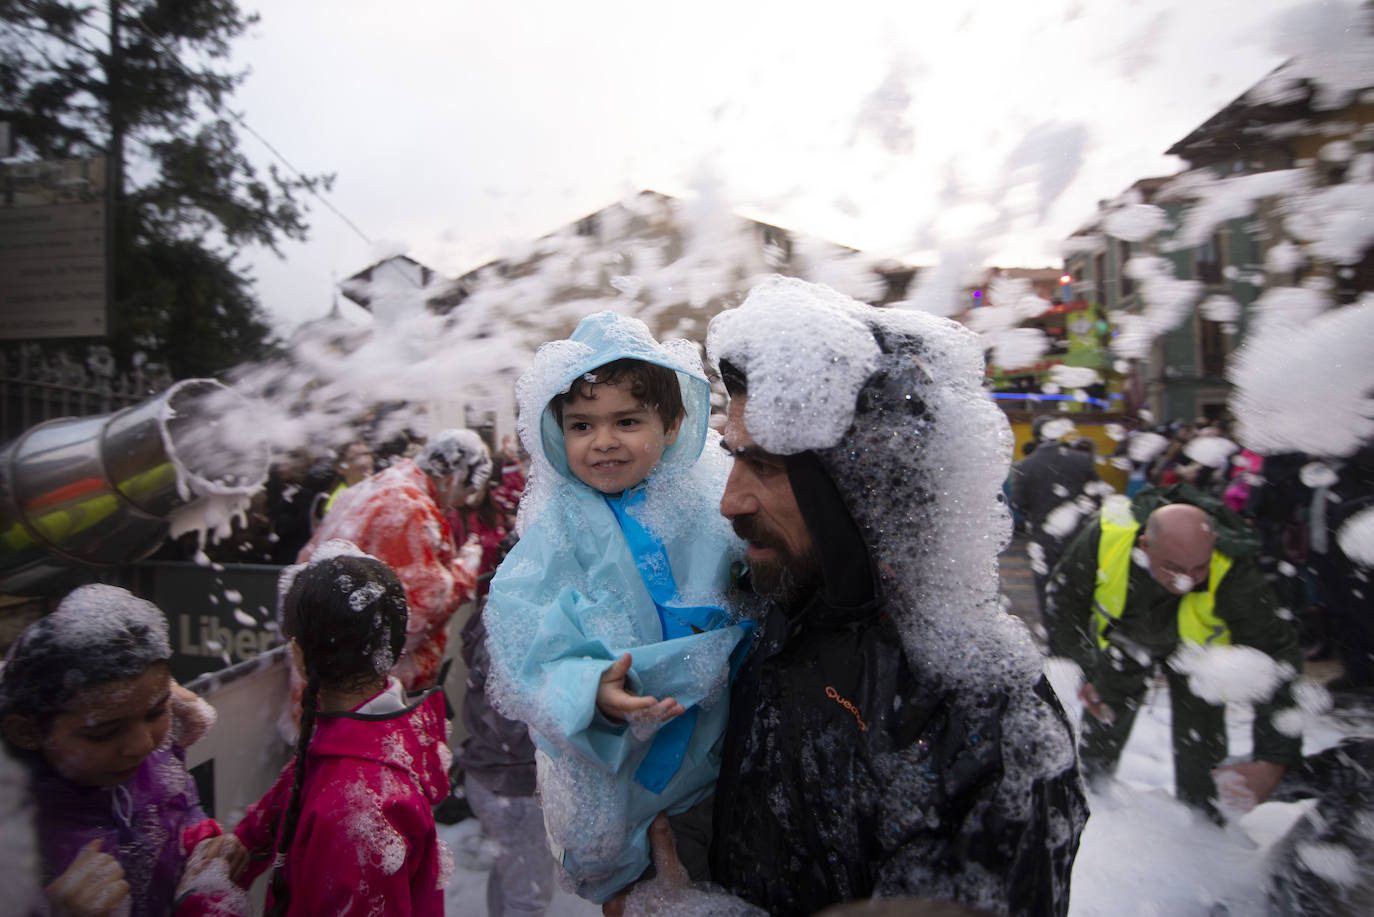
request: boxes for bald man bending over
[1047,484,1303,819]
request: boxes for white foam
[1169,643,1295,706]
[706,275,881,455]
[1337,505,1374,567]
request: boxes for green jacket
[1048,484,1303,766]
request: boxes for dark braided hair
[265,552,408,917]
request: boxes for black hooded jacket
[711,582,1084,916]
[710,314,1087,917]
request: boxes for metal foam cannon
[0,379,269,595]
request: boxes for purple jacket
[32,743,209,917]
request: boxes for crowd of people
[2,275,1369,916]
[1011,409,1373,702]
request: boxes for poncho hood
[516,311,712,491]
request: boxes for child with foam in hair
[0,584,230,917]
[227,542,451,916]
[484,311,753,903]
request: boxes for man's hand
[46,839,129,917]
[1078,682,1116,725]
[1212,760,1286,815]
[596,653,686,724]
[601,814,688,917]
[645,813,689,886]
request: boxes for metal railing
[0,345,173,445]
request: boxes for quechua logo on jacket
[825,685,867,731]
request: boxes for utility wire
[125,11,378,250]
[230,114,375,247]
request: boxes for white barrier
[184,646,292,908]
[184,645,293,824]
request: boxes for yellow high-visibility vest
[323,481,348,514]
[1093,518,1233,649]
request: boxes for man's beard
[732,517,822,608]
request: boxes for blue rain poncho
[484,311,752,903]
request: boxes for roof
[339,255,448,311]
[1166,68,1317,166]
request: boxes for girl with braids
[227,542,452,915]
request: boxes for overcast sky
[230,0,1325,332]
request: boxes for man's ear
[2,713,42,751]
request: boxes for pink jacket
[233,690,451,915]
[1224,448,1265,513]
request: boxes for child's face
[560,380,681,494]
[43,663,173,787]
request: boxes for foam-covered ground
[441,815,598,917]
[440,664,1370,916]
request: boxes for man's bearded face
[719,396,822,607]
[730,513,822,605]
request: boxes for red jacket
[300,459,475,689]
[233,690,451,915]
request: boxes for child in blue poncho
[483,311,752,904]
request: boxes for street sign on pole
[0,158,108,340]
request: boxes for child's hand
[175,834,252,912]
[596,653,686,724]
[46,839,129,917]
[185,833,250,883]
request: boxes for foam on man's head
[707,275,881,455]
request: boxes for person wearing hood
[1047,483,1303,818]
[695,277,1086,917]
[483,312,753,904]
[297,428,490,692]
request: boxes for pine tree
[0,0,331,379]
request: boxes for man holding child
[689,276,1087,916]
[490,279,1088,916]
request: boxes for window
[1118,240,1135,298]
[1336,245,1374,305]
[575,214,600,238]
[1195,232,1224,285]
[760,225,792,266]
[1093,252,1107,306]
[1198,316,1229,377]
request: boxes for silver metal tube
[0,379,268,595]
